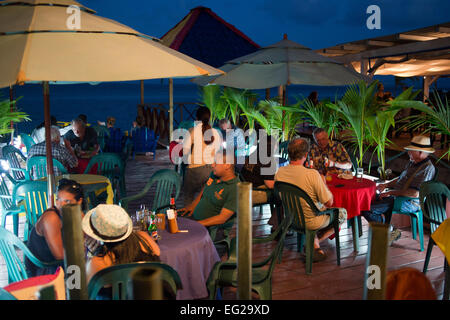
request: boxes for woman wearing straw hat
[362,135,436,245]
[82,204,160,285]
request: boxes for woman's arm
[137,231,161,256]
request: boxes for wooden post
[237,182,252,300]
[129,267,163,300]
[363,222,389,300]
[265,88,270,100]
[43,81,55,208]
[61,204,88,300]
[360,58,368,75]
[169,78,174,142]
[140,80,144,105]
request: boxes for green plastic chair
[274,181,341,274]
[91,125,110,152]
[0,169,25,237]
[206,210,292,300]
[12,180,48,242]
[0,288,17,300]
[208,216,236,257]
[2,145,30,182]
[26,156,68,180]
[87,261,183,300]
[84,153,126,202]
[419,181,450,273]
[384,163,438,252]
[119,169,181,212]
[19,133,36,153]
[0,226,62,284]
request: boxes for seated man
[27,127,78,178]
[275,138,347,262]
[31,116,59,144]
[179,150,239,229]
[309,128,353,174]
[64,118,100,158]
[361,135,436,245]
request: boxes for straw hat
[404,135,435,153]
[82,204,133,243]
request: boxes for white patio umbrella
[193,34,369,91]
[0,0,223,205]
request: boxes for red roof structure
[161,6,260,68]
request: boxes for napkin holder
[167,209,178,233]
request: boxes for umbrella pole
[43,81,56,208]
[140,80,144,105]
[169,78,173,141]
[9,85,14,144]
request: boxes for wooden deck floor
[0,149,447,299]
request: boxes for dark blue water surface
[1,76,447,134]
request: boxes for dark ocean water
[1,77,447,135]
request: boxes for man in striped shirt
[27,127,78,178]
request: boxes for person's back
[275,164,331,229]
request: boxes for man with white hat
[362,135,436,245]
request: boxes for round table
[158,217,220,300]
[326,174,376,251]
[326,174,376,220]
[53,174,114,206]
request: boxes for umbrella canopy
[0,0,223,206]
[193,35,369,89]
[0,0,223,87]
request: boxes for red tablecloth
[70,157,98,174]
[326,174,376,219]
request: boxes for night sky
[88,0,450,49]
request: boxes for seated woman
[25,179,85,277]
[82,204,161,298]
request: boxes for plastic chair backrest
[132,127,158,154]
[84,153,124,180]
[120,169,181,212]
[274,181,322,231]
[420,181,450,233]
[0,170,17,211]
[87,261,182,300]
[26,156,68,180]
[91,125,110,151]
[104,128,123,153]
[19,133,36,151]
[0,288,17,300]
[0,226,47,283]
[2,145,28,181]
[12,180,48,236]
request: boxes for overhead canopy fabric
[193,37,368,89]
[0,2,223,88]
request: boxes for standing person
[218,118,246,171]
[182,107,221,206]
[25,179,85,277]
[27,127,78,178]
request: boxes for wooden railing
[136,102,199,141]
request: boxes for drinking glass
[356,168,364,182]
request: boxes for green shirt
[192,173,239,221]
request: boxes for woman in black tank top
[25,179,85,277]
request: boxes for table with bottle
[132,199,220,300]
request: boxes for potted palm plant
[388,89,450,160]
[198,85,228,125]
[0,94,30,139]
